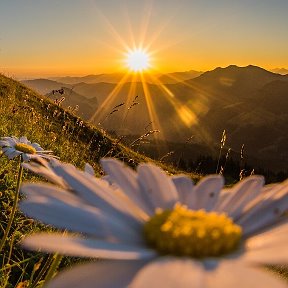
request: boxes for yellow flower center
[144,204,242,258]
[15,143,36,154]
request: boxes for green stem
[42,254,63,287]
[29,255,54,288]
[0,255,39,272]
[0,157,23,252]
[215,147,222,174]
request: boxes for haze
[1,0,288,78]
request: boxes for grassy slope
[0,74,198,173]
[0,74,200,287]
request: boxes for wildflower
[0,136,56,162]
[20,158,288,287]
[0,137,56,251]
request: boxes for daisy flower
[20,158,288,287]
[0,136,56,162]
[0,137,56,251]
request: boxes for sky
[1,0,288,78]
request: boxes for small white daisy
[20,158,288,288]
[0,136,56,162]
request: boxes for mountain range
[50,70,203,85]
[22,65,288,172]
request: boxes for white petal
[38,150,54,154]
[51,163,145,223]
[243,222,288,264]
[22,153,31,162]
[101,175,113,185]
[215,181,274,214]
[216,176,264,219]
[27,156,50,167]
[171,175,194,204]
[22,162,67,187]
[101,158,154,215]
[31,142,43,151]
[0,140,11,147]
[22,234,156,260]
[2,147,13,153]
[243,243,288,264]
[246,222,288,251]
[238,194,288,236]
[186,175,224,211]
[240,179,288,220]
[41,154,59,160]
[4,147,21,159]
[46,261,147,288]
[216,188,231,204]
[20,184,142,242]
[9,150,21,159]
[19,136,28,144]
[130,257,204,288]
[206,260,287,288]
[2,136,17,146]
[137,163,179,210]
[30,153,57,160]
[84,163,95,176]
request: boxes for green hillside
[1,74,184,172]
[0,74,201,287]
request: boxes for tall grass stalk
[0,156,23,251]
[130,130,160,147]
[239,144,245,180]
[29,255,54,288]
[42,254,62,287]
[216,130,226,174]
[219,148,231,176]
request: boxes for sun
[125,49,150,72]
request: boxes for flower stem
[215,148,222,174]
[42,254,63,287]
[29,254,54,288]
[0,157,23,252]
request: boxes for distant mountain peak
[201,65,275,78]
[271,68,288,75]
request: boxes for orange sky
[1,1,288,78]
